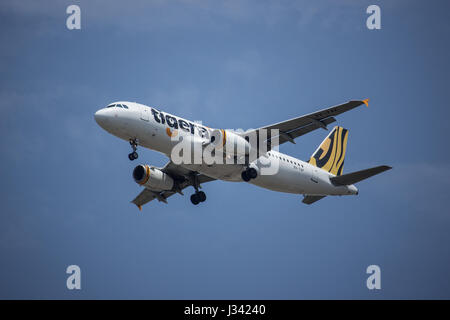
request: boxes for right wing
[131,161,216,209]
[242,100,368,148]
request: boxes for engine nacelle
[132,165,174,191]
[210,129,251,156]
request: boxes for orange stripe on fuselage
[221,129,226,147]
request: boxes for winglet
[362,99,369,107]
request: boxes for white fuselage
[94,102,358,197]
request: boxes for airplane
[94,99,391,209]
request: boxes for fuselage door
[140,106,149,121]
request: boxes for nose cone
[94,109,109,128]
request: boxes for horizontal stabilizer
[330,165,392,186]
[302,195,326,205]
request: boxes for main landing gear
[241,167,257,182]
[189,174,207,205]
[128,138,139,161]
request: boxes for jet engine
[132,165,174,191]
[209,129,251,156]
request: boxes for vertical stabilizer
[308,126,348,176]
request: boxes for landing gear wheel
[197,191,206,202]
[248,167,257,179]
[190,193,200,205]
[128,152,138,161]
[190,191,206,205]
[241,170,251,182]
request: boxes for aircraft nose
[94,109,109,127]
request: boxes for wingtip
[362,98,369,107]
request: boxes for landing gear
[190,191,206,205]
[241,167,257,181]
[189,174,207,205]
[128,138,139,161]
[128,152,138,161]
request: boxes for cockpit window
[106,103,128,109]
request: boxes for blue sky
[1,0,450,299]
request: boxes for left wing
[131,161,216,209]
[242,100,368,148]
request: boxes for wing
[243,100,368,148]
[131,161,216,209]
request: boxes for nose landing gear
[128,138,139,161]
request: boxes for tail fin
[308,126,348,176]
